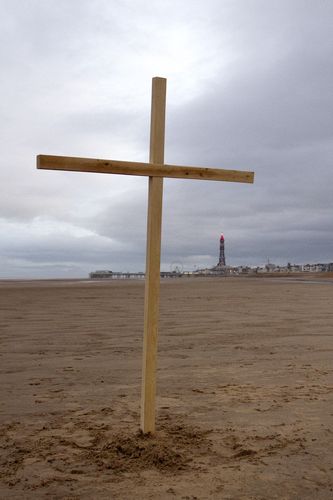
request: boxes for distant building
[210,233,227,274]
[89,270,113,279]
[218,233,226,267]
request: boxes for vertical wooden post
[140,77,167,433]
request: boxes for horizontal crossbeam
[37,154,254,184]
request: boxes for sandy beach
[1,277,332,499]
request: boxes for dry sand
[0,277,332,499]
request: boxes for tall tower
[218,233,226,267]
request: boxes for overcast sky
[0,0,332,278]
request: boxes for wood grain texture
[37,155,254,184]
[140,77,166,434]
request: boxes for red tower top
[220,233,224,241]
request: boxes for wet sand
[1,277,332,499]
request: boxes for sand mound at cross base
[84,421,211,473]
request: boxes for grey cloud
[0,228,146,278]
[0,0,332,277]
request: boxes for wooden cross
[37,77,254,434]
